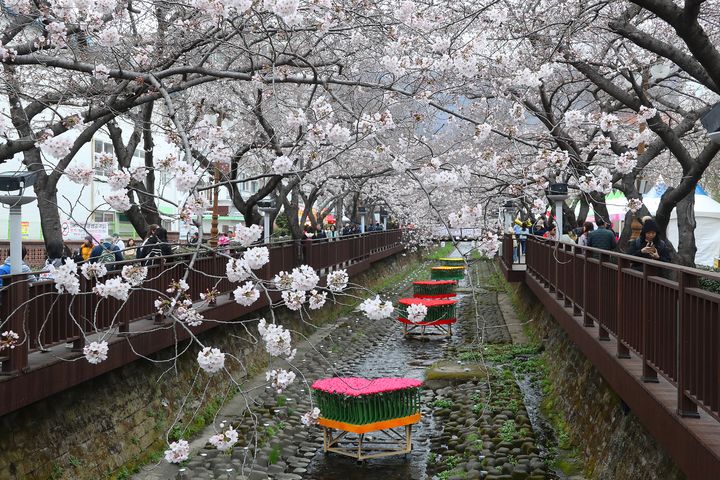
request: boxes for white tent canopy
[642,183,720,267]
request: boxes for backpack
[98,245,116,265]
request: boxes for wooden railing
[0,230,403,381]
[514,235,720,420]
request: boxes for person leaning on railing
[628,219,671,263]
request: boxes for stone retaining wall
[511,281,685,480]
[0,251,417,480]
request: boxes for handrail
[508,234,720,421]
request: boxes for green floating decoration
[397,297,457,324]
[413,280,457,298]
[431,266,465,280]
[438,257,465,267]
[311,377,422,425]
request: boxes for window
[94,211,115,223]
[251,180,258,193]
[93,140,115,176]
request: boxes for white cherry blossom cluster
[564,110,586,129]
[174,306,204,327]
[97,26,120,47]
[266,368,297,393]
[233,281,260,306]
[614,152,637,175]
[155,154,178,172]
[166,279,190,295]
[0,330,20,351]
[627,198,644,213]
[326,270,348,292]
[578,167,613,194]
[257,318,296,360]
[48,259,80,295]
[475,231,501,258]
[244,247,269,270]
[174,163,199,191]
[235,224,263,246]
[81,262,107,280]
[197,346,226,374]
[65,165,94,186]
[272,155,294,175]
[638,106,657,121]
[93,277,132,301]
[359,295,394,320]
[290,265,319,291]
[39,134,74,159]
[448,204,482,228]
[531,197,547,216]
[164,439,190,463]
[107,170,130,191]
[83,340,109,364]
[226,258,251,282]
[325,124,351,146]
[474,123,492,143]
[406,303,428,323]
[105,190,131,212]
[130,166,147,183]
[301,407,321,426]
[208,424,239,451]
[282,290,306,311]
[307,290,327,310]
[180,195,210,222]
[93,64,110,80]
[599,113,620,132]
[121,265,148,286]
[95,152,115,171]
[273,271,293,290]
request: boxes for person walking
[587,218,617,251]
[628,219,671,263]
[89,236,124,266]
[80,235,94,261]
[138,226,173,265]
[125,238,137,260]
[112,233,125,254]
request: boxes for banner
[61,221,109,242]
[21,222,29,239]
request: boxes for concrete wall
[0,251,417,480]
[512,282,686,480]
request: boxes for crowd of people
[0,218,391,285]
[511,214,672,264]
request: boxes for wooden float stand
[397,297,457,338]
[319,413,421,460]
[312,378,423,461]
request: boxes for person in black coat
[628,219,671,263]
[137,225,173,263]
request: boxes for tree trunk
[674,192,697,267]
[34,173,64,246]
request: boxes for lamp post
[257,199,275,244]
[501,201,515,231]
[546,183,569,239]
[358,206,367,233]
[0,172,37,273]
[701,102,720,145]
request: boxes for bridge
[0,230,404,418]
[500,234,720,479]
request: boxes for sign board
[21,221,29,239]
[61,221,109,242]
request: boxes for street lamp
[546,183,569,239]
[358,206,368,233]
[0,171,37,273]
[501,201,515,230]
[701,102,720,145]
[257,199,275,244]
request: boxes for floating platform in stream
[413,280,457,299]
[311,377,423,460]
[438,257,466,267]
[397,297,457,338]
[430,265,465,281]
